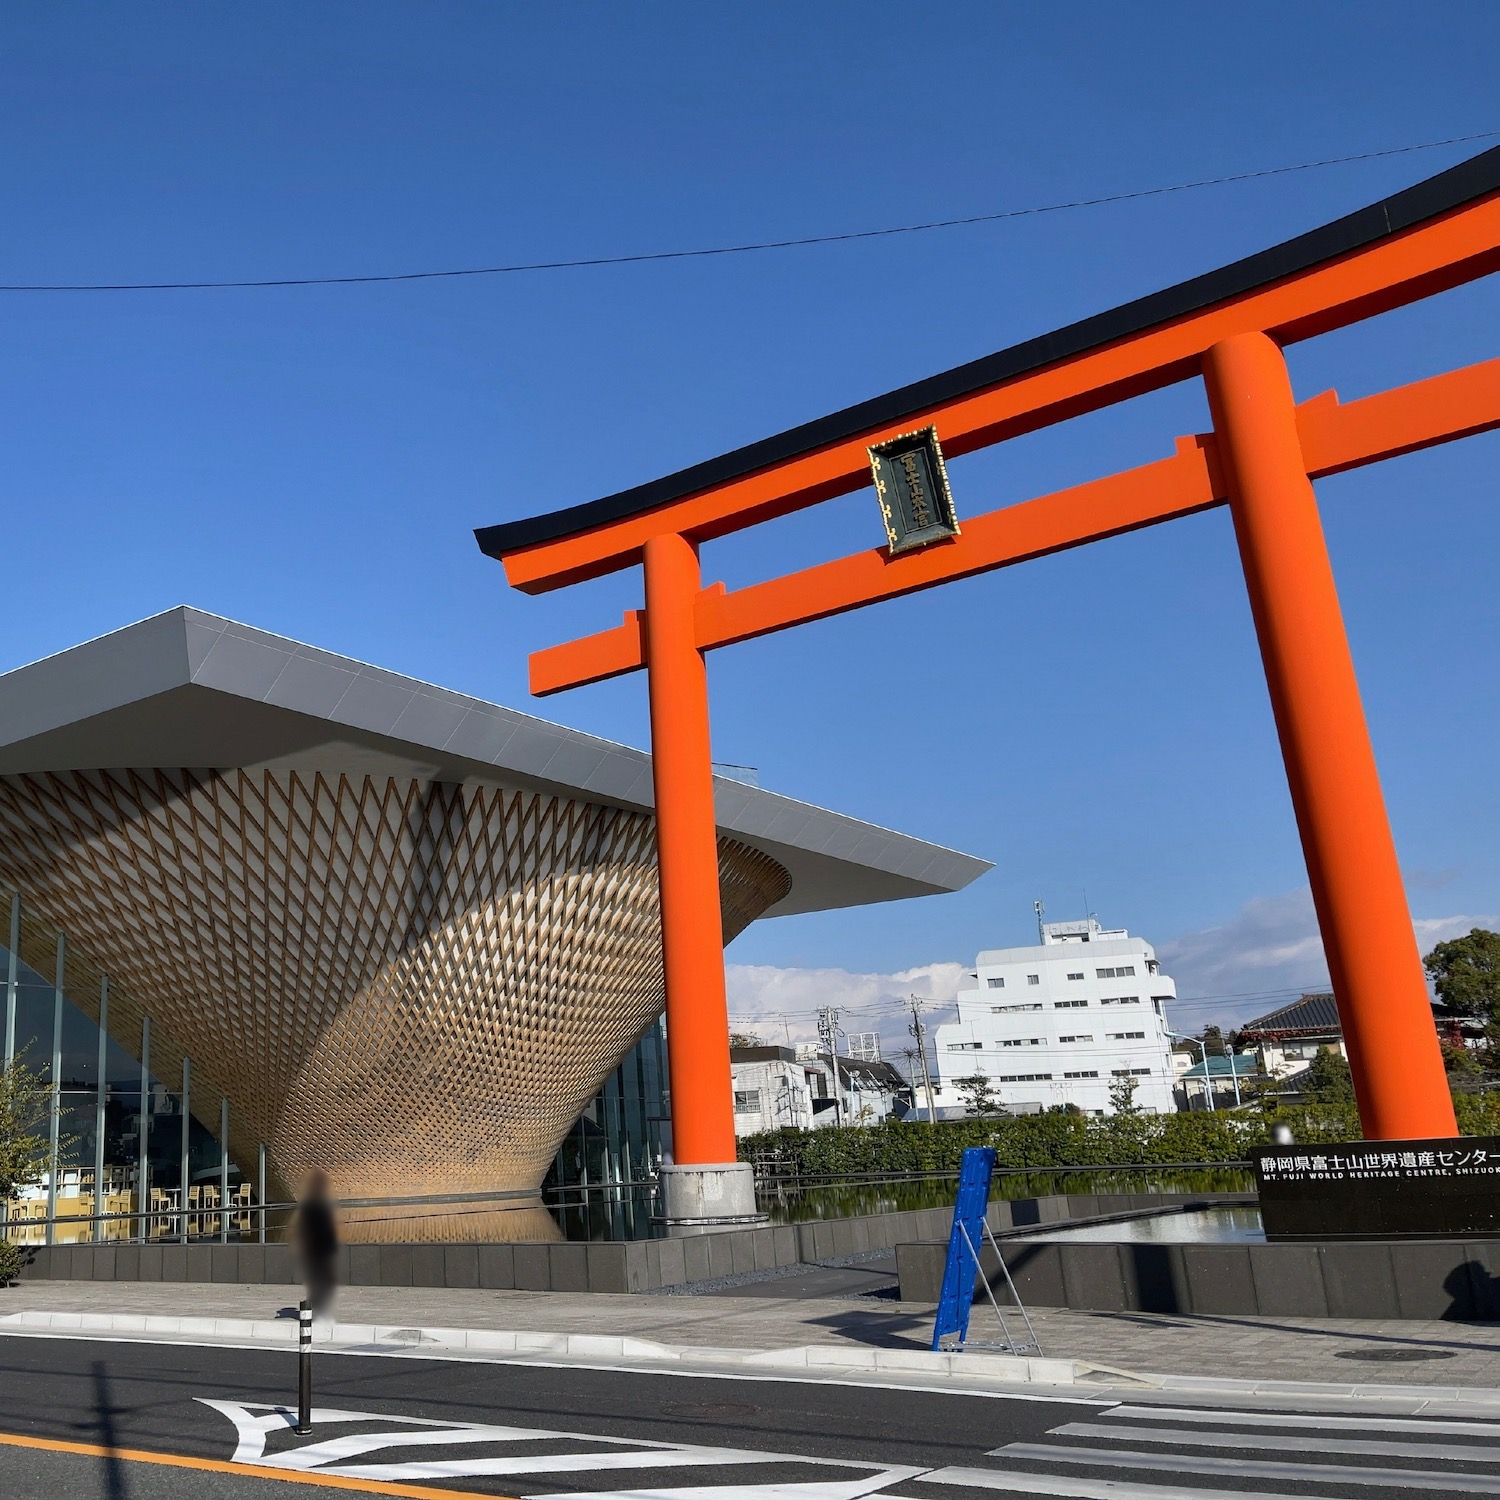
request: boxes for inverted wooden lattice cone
[0,770,790,1242]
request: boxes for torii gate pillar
[642,532,762,1228]
[1204,333,1455,1140]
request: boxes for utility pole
[816,1005,845,1124]
[1169,1031,1214,1112]
[907,995,938,1122]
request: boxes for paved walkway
[7,1277,1500,1390]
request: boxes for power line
[4,130,1494,294]
[728,979,1330,1023]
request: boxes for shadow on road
[91,1360,130,1500]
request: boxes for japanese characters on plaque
[1253,1135,1500,1239]
[867,425,961,556]
[1257,1145,1500,1182]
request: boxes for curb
[6,1309,1500,1409]
[0,1309,1081,1385]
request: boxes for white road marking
[201,1393,1500,1498]
[199,1398,924,1492]
[323,1447,874,1481]
[998,1440,1500,1491]
[1107,1402,1500,1437]
[913,1469,1309,1498]
[1049,1418,1500,1463]
[535,1477,924,1499]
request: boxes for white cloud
[1158,889,1498,1034]
[724,897,1498,1065]
[726,960,967,1062]
[1413,914,1498,947]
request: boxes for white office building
[932,918,1178,1116]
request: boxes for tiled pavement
[6,1275,1500,1389]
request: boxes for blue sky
[3,4,1497,1050]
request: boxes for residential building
[730,1046,822,1134]
[838,1055,910,1124]
[729,1046,910,1136]
[1175,1052,1261,1111]
[1236,991,1485,1091]
[932,917,1178,1116]
[1236,993,1347,1081]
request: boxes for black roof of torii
[476,145,1500,560]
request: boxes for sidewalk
[6,1276,1500,1394]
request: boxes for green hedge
[739,1093,1500,1177]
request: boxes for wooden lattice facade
[0,769,790,1240]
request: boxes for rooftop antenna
[1033,898,1045,943]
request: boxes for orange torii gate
[478,148,1500,1225]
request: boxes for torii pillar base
[659,1162,766,1235]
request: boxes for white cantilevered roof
[0,607,990,917]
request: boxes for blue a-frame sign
[931,1146,996,1351]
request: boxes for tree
[1107,1073,1140,1115]
[0,1055,51,1284]
[1200,1025,1228,1058]
[955,1073,999,1116]
[1425,929,1500,1019]
[1301,1046,1356,1102]
[727,1031,765,1050]
[1441,1040,1482,1076]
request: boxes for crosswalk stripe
[534,1473,926,1499]
[323,1447,833,1481]
[998,1441,1500,1492]
[202,1398,911,1488]
[1048,1419,1500,1464]
[1106,1403,1500,1438]
[913,1468,1311,1498]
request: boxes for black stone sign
[868,426,960,556]
[1254,1136,1500,1240]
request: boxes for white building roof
[0,607,991,917]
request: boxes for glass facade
[0,888,250,1246]
[2,881,671,1246]
[543,1017,669,1241]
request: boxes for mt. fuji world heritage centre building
[0,607,985,1248]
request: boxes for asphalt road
[3,1332,1500,1497]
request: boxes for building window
[1027,974,1040,986]
[1053,999,1088,1009]
[734,1090,761,1112]
[1000,1038,1043,1047]
[1147,959,1159,974]
[991,1002,1042,1013]
[1096,966,1136,979]
[1100,996,1140,1006]
[946,1041,982,1051]
[998,1072,1052,1082]
[1112,1067,1152,1077]
[1064,1070,1099,1079]
[986,977,1004,989]
[1059,1034,1093,1044]
[1107,1031,1146,1041]
[1067,972,1084,981]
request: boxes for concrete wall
[13,1191,1215,1293]
[895,1229,1500,1320]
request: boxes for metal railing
[1,1186,551,1248]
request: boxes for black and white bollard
[296,1298,313,1434]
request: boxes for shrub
[738,1094,1481,1177]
